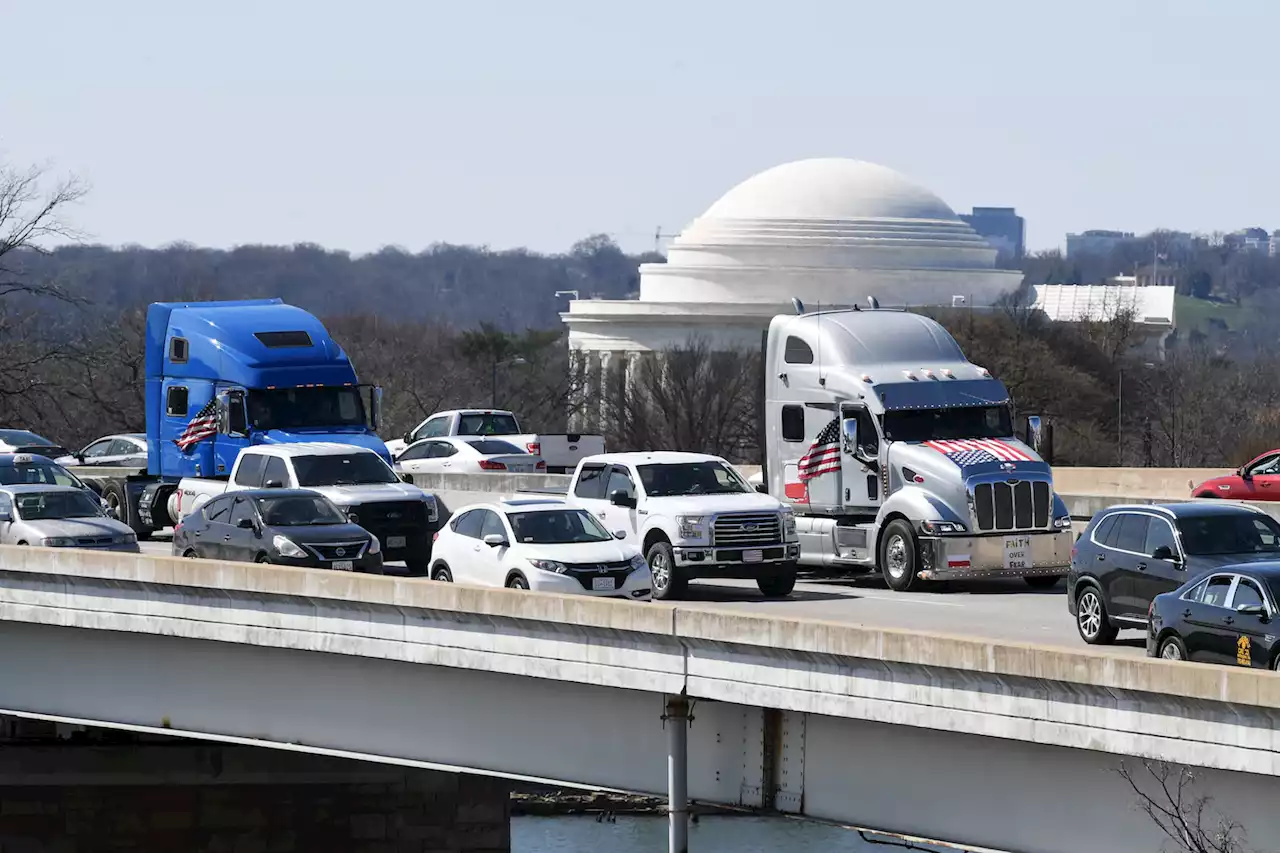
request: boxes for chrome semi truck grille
[972,481,1051,532]
[712,512,781,547]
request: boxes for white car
[56,433,148,468]
[429,497,652,600]
[394,437,545,474]
[0,429,70,459]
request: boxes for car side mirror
[1237,603,1267,617]
[483,533,507,548]
[609,489,636,508]
[402,432,412,444]
[1241,468,1253,481]
[400,474,413,484]
[613,530,626,540]
[236,517,256,530]
[1151,545,1176,561]
[264,479,283,489]
[754,483,769,494]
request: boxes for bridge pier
[664,694,690,853]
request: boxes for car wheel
[879,520,922,592]
[757,563,798,597]
[646,540,687,601]
[1159,635,1189,661]
[1024,575,1062,590]
[432,564,453,583]
[182,549,199,559]
[1075,585,1118,645]
[506,574,528,590]
[255,554,271,564]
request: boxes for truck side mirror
[371,386,383,432]
[264,479,283,489]
[1025,415,1043,453]
[841,418,859,455]
[609,490,636,508]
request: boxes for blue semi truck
[79,299,436,552]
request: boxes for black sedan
[1148,563,1280,669]
[173,489,383,574]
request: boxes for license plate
[743,549,763,563]
[1003,536,1032,571]
[592,577,615,591]
[386,536,406,549]
[330,560,353,571]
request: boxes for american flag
[174,398,218,451]
[923,438,1031,467]
[798,417,842,481]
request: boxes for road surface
[139,536,1143,657]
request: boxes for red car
[1193,450,1280,500]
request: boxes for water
[514,815,978,852]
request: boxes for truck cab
[566,451,800,600]
[763,306,1073,591]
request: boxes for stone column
[567,348,588,433]
[596,350,614,434]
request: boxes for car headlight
[1054,515,1072,529]
[367,536,380,555]
[271,535,307,558]
[629,553,648,571]
[114,533,137,545]
[529,558,567,574]
[41,537,75,547]
[919,520,967,535]
[676,515,706,540]
[781,511,797,539]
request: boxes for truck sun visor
[876,378,1010,411]
[254,331,313,348]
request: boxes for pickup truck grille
[972,481,1051,532]
[712,512,781,547]
[302,540,369,561]
[353,501,425,527]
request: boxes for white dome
[703,158,957,223]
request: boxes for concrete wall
[1050,466,1229,499]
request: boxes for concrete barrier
[1049,466,1229,499]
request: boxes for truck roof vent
[255,331,313,348]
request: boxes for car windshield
[0,430,54,446]
[507,509,613,544]
[466,439,523,455]
[457,413,520,436]
[255,495,346,526]
[881,405,1014,442]
[1176,514,1280,556]
[637,462,749,497]
[0,460,84,489]
[292,453,398,487]
[246,387,367,431]
[14,491,103,520]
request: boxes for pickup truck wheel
[757,564,797,597]
[405,554,431,577]
[880,520,922,592]
[647,541,686,600]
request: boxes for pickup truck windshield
[457,413,520,436]
[247,387,367,431]
[1177,514,1280,556]
[14,491,103,520]
[292,453,398,487]
[508,509,612,544]
[637,462,749,497]
[881,405,1013,443]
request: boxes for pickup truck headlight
[1053,515,1073,529]
[919,520,967,535]
[628,553,648,572]
[529,558,567,574]
[41,537,75,547]
[272,535,307,559]
[422,495,438,522]
[676,515,706,540]
[781,511,797,540]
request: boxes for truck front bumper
[915,529,1072,582]
[673,542,801,577]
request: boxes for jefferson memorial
[562,158,1022,382]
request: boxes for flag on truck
[923,438,1031,466]
[797,417,842,481]
[175,398,218,451]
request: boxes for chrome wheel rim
[105,492,121,520]
[885,535,908,580]
[1078,591,1102,638]
[1161,640,1183,660]
[650,551,670,590]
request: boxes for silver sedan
[0,485,140,551]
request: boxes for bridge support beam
[665,694,690,853]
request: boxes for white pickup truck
[386,409,604,474]
[169,443,440,574]
[564,451,800,600]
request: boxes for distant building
[1031,283,1176,358]
[1225,227,1271,253]
[959,207,1024,259]
[1271,231,1280,257]
[1066,230,1136,258]
[1134,263,1180,288]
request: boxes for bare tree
[1118,760,1248,853]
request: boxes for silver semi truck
[760,302,1073,591]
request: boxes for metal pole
[491,360,497,408]
[666,694,689,853]
[1117,369,1123,465]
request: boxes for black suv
[1068,502,1280,644]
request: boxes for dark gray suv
[1067,502,1280,644]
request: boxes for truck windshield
[457,413,520,436]
[637,462,749,497]
[247,387,367,431]
[881,405,1013,443]
[292,453,398,487]
[507,509,613,544]
[14,491,103,520]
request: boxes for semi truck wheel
[879,520,922,592]
[102,482,153,541]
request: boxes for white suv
[429,497,652,600]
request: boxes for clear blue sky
[3,0,1276,256]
